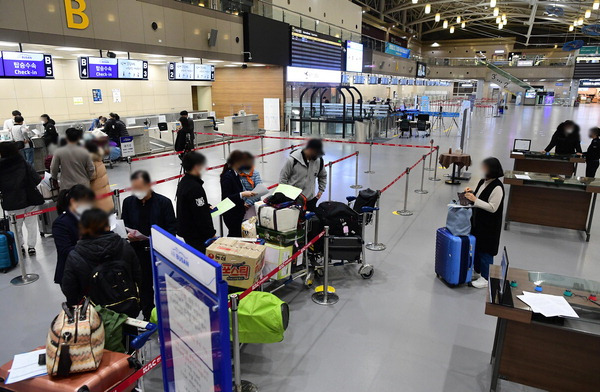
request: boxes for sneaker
[472,271,481,281]
[471,276,489,289]
[27,247,36,256]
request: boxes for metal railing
[425,56,574,68]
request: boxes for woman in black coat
[40,114,58,147]
[464,157,505,289]
[220,150,256,237]
[51,185,95,284]
[61,208,141,317]
[543,120,583,155]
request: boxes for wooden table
[439,152,471,185]
[510,151,585,176]
[486,265,600,392]
[504,170,600,241]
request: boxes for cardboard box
[264,243,293,280]
[206,238,265,289]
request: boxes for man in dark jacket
[174,110,195,153]
[40,114,58,147]
[104,112,129,145]
[61,209,141,317]
[122,170,177,320]
[176,152,215,253]
[0,142,43,255]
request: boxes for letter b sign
[64,0,90,30]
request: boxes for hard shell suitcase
[435,227,475,286]
[0,349,138,392]
[0,230,18,273]
[38,201,58,237]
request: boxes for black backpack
[89,259,140,317]
[315,201,361,237]
[353,188,379,225]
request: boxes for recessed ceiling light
[206,60,224,63]
[147,54,165,58]
[224,64,238,67]
[0,41,20,47]
[184,57,200,61]
[431,42,440,47]
[251,64,265,67]
[56,47,86,51]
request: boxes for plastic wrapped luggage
[37,201,58,237]
[229,291,289,344]
[256,226,303,247]
[0,230,18,273]
[435,227,475,286]
[257,205,300,232]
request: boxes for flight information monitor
[79,57,148,80]
[168,63,215,81]
[0,51,53,78]
[345,41,363,72]
[291,26,343,71]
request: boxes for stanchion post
[260,135,266,164]
[114,190,122,218]
[366,193,386,251]
[328,163,332,201]
[227,140,232,155]
[364,142,375,174]
[426,140,434,171]
[350,152,363,189]
[127,157,133,175]
[395,168,413,216]
[312,227,338,305]
[415,154,429,194]
[231,294,258,392]
[219,215,224,237]
[429,146,441,182]
[9,214,39,286]
[222,138,227,160]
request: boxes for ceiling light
[206,59,224,63]
[224,64,238,67]
[461,21,466,28]
[586,9,592,18]
[502,13,507,20]
[456,16,461,23]
[435,13,440,22]
[498,22,503,29]
[495,49,505,53]
[251,64,265,67]
[412,0,418,4]
[493,7,499,17]
[594,1,599,10]
[450,26,455,33]
[578,17,584,25]
[56,47,85,51]
[569,24,574,31]
[490,0,496,7]
[184,57,200,61]
[554,44,558,49]
[431,42,440,47]
[0,41,19,47]
[496,16,501,23]
[425,4,431,14]
[443,20,448,28]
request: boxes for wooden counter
[510,152,585,176]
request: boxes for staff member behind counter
[542,120,583,155]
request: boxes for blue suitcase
[435,227,475,286]
[0,230,18,273]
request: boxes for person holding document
[122,170,176,320]
[220,150,257,237]
[239,152,266,219]
[176,152,216,253]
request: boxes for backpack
[46,298,104,377]
[315,201,361,237]
[292,154,324,174]
[88,259,140,317]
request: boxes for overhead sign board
[287,66,341,84]
[79,57,148,80]
[0,52,54,78]
[385,42,411,59]
[345,41,364,72]
[168,63,215,81]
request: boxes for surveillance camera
[242,63,248,69]
[107,51,116,58]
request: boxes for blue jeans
[474,252,494,280]
[20,148,34,167]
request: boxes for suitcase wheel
[359,264,374,279]
[315,268,324,278]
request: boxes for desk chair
[399,119,412,138]
[416,120,429,137]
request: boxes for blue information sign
[151,226,232,392]
[384,42,411,58]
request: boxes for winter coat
[279,149,327,200]
[42,119,59,146]
[89,152,114,213]
[52,210,79,284]
[0,155,43,211]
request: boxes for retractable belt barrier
[380,147,438,194]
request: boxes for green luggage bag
[229,291,290,344]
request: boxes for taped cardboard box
[206,238,265,289]
[264,243,293,280]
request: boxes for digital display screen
[391,78,399,85]
[168,63,215,81]
[291,27,343,71]
[341,74,350,84]
[79,57,148,80]
[380,77,390,85]
[416,62,427,78]
[287,66,341,83]
[353,74,365,84]
[345,41,363,72]
[0,51,53,78]
[525,91,536,99]
[368,76,378,84]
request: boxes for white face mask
[74,204,93,216]
[133,190,148,200]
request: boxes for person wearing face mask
[176,152,216,253]
[52,185,95,284]
[40,114,58,149]
[542,120,583,156]
[463,157,505,289]
[238,151,263,219]
[121,170,176,320]
[85,141,114,213]
[221,150,257,237]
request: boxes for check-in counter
[193,119,220,145]
[126,126,151,156]
[220,114,260,135]
[511,151,585,176]
[504,170,600,241]
[31,137,47,172]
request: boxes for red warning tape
[108,355,162,392]
[380,147,437,194]
[325,151,358,167]
[231,230,326,305]
[130,137,258,162]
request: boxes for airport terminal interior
[0,1,600,391]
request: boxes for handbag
[446,204,472,236]
[46,298,105,377]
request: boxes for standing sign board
[150,227,232,392]
[120,136,135,158]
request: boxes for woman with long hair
[220,150,256,237]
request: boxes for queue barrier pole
[9,214,39,286]
[219,215,225,237]
[328,162,332,201]
[365,142,375,174]
[230,294,259,392]
[395,168,413,216]
[415,154,429,194]
[222,137,227,160]
[114,190,122,218]
[425,140,434,171]
[366,193,386,251]
[429,146,441,182]
[350,151,362,189]
[312,226,339,305]
[260,135,266,163]
[227,140,232,155]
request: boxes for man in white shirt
[3,110,23,131]
[10,115,34,166]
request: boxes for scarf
[239,169,255,189]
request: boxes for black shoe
[28,247,36,256]
[21,247,25,255]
